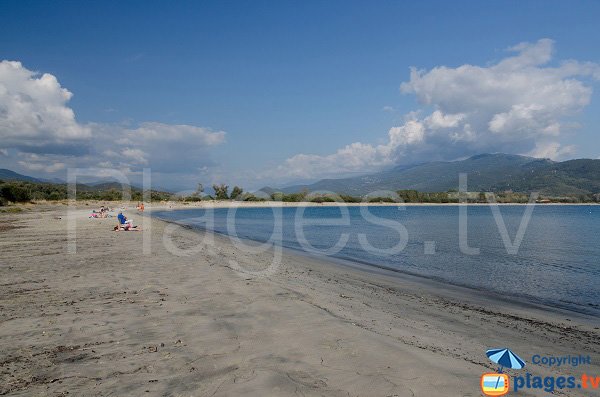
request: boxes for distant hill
[72,178,172,193]
[0,169,133,191]
[0,169,177,193]
[275,154,600,196]
[0,170,175,203]
[255,186,278,196]
[74,181,135,192]
[0,169,45,183]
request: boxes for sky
[1,0,599,191]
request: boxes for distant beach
[147,200,600,209]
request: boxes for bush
[230,186,243,200]
[241,193,265,201]
[183,195,203,202]
[212,184,229,200]
[0,184,31,202]
[0,207,24,213]
[48,191,63,201]
[270,192,284,201]
[368,197,397,203]
[339,194,361,203]
[309,196,336,203]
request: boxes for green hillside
[279,154,600,196]
[0,169,44,183]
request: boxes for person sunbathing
[113,224,140,231]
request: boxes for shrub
[230,186,243,200]
[0,184,31,202]
[339,194,361,203]
[368,197,397,203]
[0,207,24,213]
[212,184,229,200]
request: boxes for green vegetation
[262,188,599,203]
[0,179,174,205]
[1,170,599,207]
[270,191,308,202]
[212,184,229,200]
[230,186,243,200]
[397,190,453,203]
[268,190,347,203]
[0,206,24,213]
[275,154,600,197]
[239,193,266,201]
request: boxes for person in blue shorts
[117,212,133,228]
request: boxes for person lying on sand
[113,224,140,231]
[99,206,109,218]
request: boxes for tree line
[2,179,599,206]
[0,180,173,205]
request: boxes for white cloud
[127,122,225,146]
[268,120,428,179]
[121,148,148,165]
[425,110,465,129]
[18,160,66,172]
[271,39,599,180]
[388,120,425,146]
[277,142,389,180]
[0,61,227,187]
[0,61,91,149]
[89,122,226,175]
[96,161,113,168]
[526,141,576,159]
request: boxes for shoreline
[150,207,600,319]
[151,200,600,209]
[7,199,600,213]
[151,210,600,321]
[1,205,598,396]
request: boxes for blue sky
[1,1,599,190]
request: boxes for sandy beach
[1,204,598,396]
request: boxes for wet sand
[0,204,598,396]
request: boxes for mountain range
[0,168,49,183]
[0,169,140,192]
[0,169,181,193]
[272,154,600,196]
[4,153,600,198]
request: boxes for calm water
[154,205,600,315]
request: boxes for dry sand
[0,204,598,396]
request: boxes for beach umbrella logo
[486,348,526,372]
[480,348,526,396]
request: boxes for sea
[153,205,600,316]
